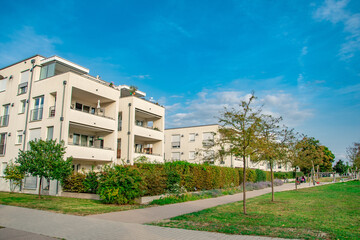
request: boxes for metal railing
[71,106,114,120]
[30,108,43,121]
[0,115,9,127]
[68,142,113,150]
[49,106,55,117]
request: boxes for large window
[40,63,55,80]
[1,104,10,127]
[189,151,195,160]
[0,133,7,155]
[18,70,29,95]
[31,96,44,121]
[118,112,122,131]
[73,134,80,145]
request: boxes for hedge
[62,162,304,204]
[273,171,304,179]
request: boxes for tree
[16,139,73,198]
[285,131,302,190]
[346,142,360,179]
[255,115,294,201]
[333,159,347,175]
[3,160,24,192]
[219,93,262,214]
[319,146,335,172]
[296,136,323,185]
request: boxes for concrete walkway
[88,182,317,223]
[0,182,327,240]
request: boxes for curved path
[0,182,328,240]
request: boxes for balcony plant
[129,85,138,96]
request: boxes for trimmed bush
[62,173,86,193]
[273,171,304,179]
[97,165,142,204]
[255,169,266,182]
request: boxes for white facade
[164,124,292,171]
[0,55,165,194]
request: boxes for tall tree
[319,146,335,172]
[346,142,360,179]
[333,159,347,175]
[284,131,302,190]
[219,93,262,214]
[16,139,73,198]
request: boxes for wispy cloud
[0,26,61,66]
[166,90,313,128]
[164,20,192,38]
[337,83,360,94]
[314,0,360,60]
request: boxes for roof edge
[0,54,45,71]
[165,123,219,130]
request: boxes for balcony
[49,106,55,118]
[18,82,28,95]
[0,115,9,127]
[133,125,163,141]
[67,142,114,162]
[68,108,115,132]
[30,108,43,121]
[133,153,163,163]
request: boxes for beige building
[165,124,292,171]
[0,55,164,194]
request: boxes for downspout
[22,59,38,151]
[127,103,131,164]
[59,80,67,141]
[57,80,67,195]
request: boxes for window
[203,132,214,146]
[18,83,28,95]
[1,104,10,127]
[189,133,195,142]
[73,134,80,145]
[118,112,122,131]
[16,131,23,144]
[39,63,55,80]
[1,162,7,176]
[18,70,29,95]
[189,151,195,160]
[135,144,143,153]
[0,77,7,92]
[31,96,44,121]
[171,152,180,160]
[47,126,54,140]
[19,100,26,114]
[75,102,82,111]
[136,120,144,126]
[89,136,94,147]
[82,105,90,113]
[81,135,88,146]
[171,134,180,148]
[0,133,7,155]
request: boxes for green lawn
[152,181,360,239]
[0,192,143,216]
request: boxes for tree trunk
[311,161,316,186]
[38,177,42,199]
[294,168,297,190]
[270,163,274,201]
[243,156,247,215]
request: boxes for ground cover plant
[151,181,360,239]
[0,192,143,216]
[150,180,283,205]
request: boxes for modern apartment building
[0,55,164,194]
[164,124,292,171]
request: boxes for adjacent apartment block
[0,55,164,194]
[164,124,292,171]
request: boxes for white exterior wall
[164,124,292,171]
[0,55,165,193]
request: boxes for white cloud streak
[314,0,360,60]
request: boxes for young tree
[333,159,347,175]
[285,131,302,190]
[16,139,73,198]
[3,160,24,192]
[219,93,262,214]
[346,142,360,179]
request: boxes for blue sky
[0,0,359,162]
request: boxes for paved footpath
[0,182,327,240]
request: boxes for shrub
[255,169,266,182]
[62,173,86,193]
[273,171,304,179]
[135,163,167,196]
[84,170,99,194]
[97,165,142,204]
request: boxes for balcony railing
[171,142,180,148]
[49,106,55,117]
[0,115,9,127]
[18,82,28,95]
[135,123,161,131]
[68,142,113,150]
[30,108,43,121]
[134,151,162,156]
[71,106,114,120]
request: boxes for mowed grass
[0,192,143,216]
[152,181,360,239]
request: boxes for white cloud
[0,26,61,66]
[166,90,313,128]
[314,0,360,60]
[301,46,308,56]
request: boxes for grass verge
[151,181,360,239]
[0,192,143,216]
